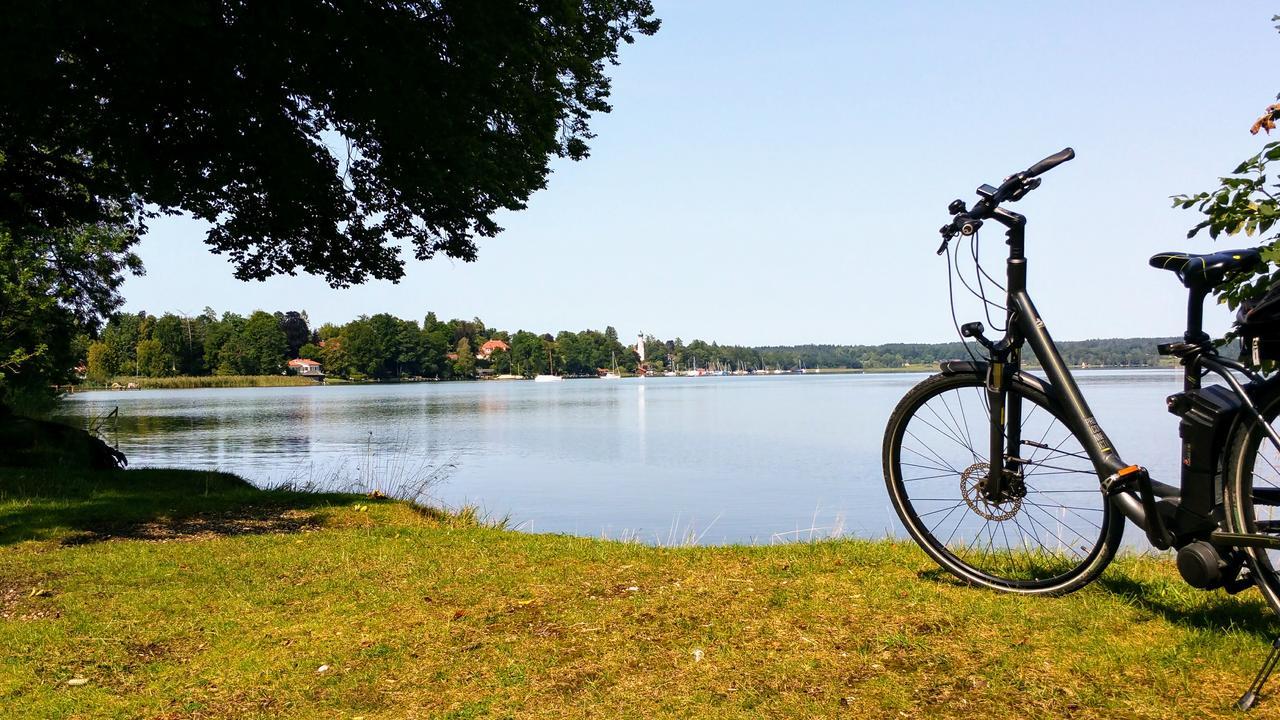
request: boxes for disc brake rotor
[960,462,1022,521]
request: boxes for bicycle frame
[975,208,1277,551]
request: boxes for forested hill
[756,337,1183,370]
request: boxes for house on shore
[288,358,325,382]
[477,339,510,359]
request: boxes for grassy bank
[1,467,1277,718]
[84,375,318,390]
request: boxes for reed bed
[88,375,317,390]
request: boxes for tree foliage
[238,312,289,375]
[90,308,306,379]
[453,338,477,379]
[0,1,659,286]
[276,311,311,359]
[0,225,139,409]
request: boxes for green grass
[85,375,318,390]
[1,467,1278,718]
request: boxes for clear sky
[120,2,1279,345]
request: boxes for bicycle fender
[938,360,985,376]
[936,360,1054,398]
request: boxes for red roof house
[287,358,324,377]
[478,339,510,359]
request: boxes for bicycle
[881,148,1280,709]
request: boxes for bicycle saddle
[1148,249,1262,290]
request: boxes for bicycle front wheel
[883,371,1123,594]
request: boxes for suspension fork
[982,211,1027,502]
[985,348,1023,502]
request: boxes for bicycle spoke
[915,409,977,458]
[1022,501,1094,552]
[899,457,957,475]
[1020,416,1059,470]
[916,501,966,519]
[926,501,967,539]
[903,472,962,483]
[904,430,962,474]
[1019,469,1094,478]
[1022,439,1091,463]
[936,392,978,463]
[1252,485,1280,505]
[1022,499,1104,532]
[954,389,977,464]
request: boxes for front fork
[960,320,1025,503]
[985,356,1025,503]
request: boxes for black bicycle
[882,148,1280,709]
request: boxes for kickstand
[1239,636,1280,711]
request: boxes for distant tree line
[80,309,1182,383]
[82,310,647,381]
[747,338,1182,371]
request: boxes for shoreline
[69,364,1180,392]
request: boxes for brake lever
[937,226,955,255]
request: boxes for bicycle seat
[1148,249,1262,290]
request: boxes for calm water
[57,371,1185,545]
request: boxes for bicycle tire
[883,371,1123,594]
[1223,377,1280,615]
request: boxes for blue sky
[121,2,1279,345]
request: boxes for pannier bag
[1237,282,1280,364]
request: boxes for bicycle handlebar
[1026,147,1074,178]
[937,147,1074,252]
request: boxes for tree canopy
[0,1,659,286]
[0,225,139,410]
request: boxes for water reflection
[58,370,1184,545]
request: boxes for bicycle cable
[944,242,983,365]
[970,231,1008,333]
[972,231,1007,292]
[948,230,1007,332]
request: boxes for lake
[57,370,1185,546]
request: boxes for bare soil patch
[60,507,321,545]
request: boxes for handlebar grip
[1025,147,1074,178]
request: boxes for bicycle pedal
[1238,636,1280,711]
[1101,465,1145,496]
[1224,568,1256,595]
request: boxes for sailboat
[602,350,621,380]
[534,348,563,382]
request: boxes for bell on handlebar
[960,218,983,236]
[948,199,967,216]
